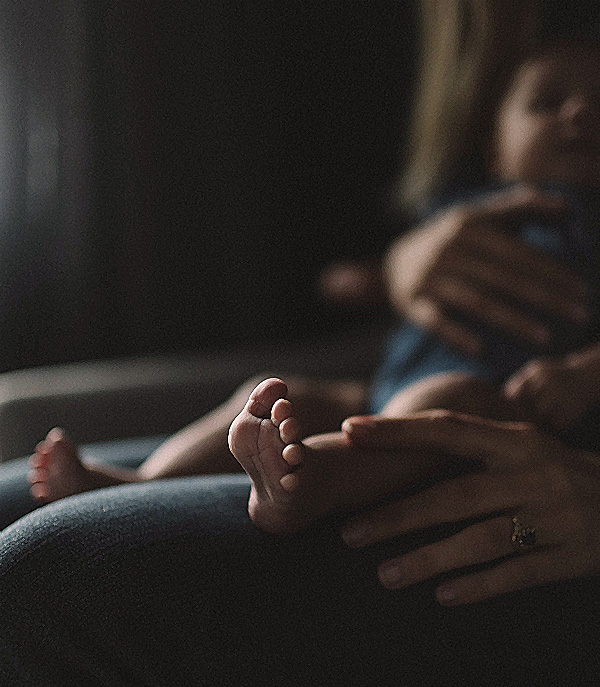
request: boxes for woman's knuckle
[469,524,496,555]
[529,360,549,377]
[474,573,497,599]
[541,460,574,497]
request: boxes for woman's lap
[0,473,598,685]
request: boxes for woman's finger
[408,297,484,356]
[434,548,568,606]
[463,221,589,302]
[342,471,528,548]
[342,412,538,463]
[376,514,544,590]
[429,276,553,346]
[433,246,589,326]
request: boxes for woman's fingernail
[342,524,367,546]
[436,586,459,604]
[379,564,401,587]
[342,419,373,440]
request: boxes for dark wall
[2,1,417,371]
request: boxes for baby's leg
[228,378,461,534]
[29,375,367,504]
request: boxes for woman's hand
[504,345,600,431]
[384,185,590,355]
[341,412,600,605]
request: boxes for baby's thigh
[380,371,519,421]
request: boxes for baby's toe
[271,398,293,427]
[30,482,49,500]
[247,378,288,419]
[282,443,303,466]
[279,417,301,444]
[28,467,48,485]
[29,452,50,469]
[279,472,301,492]
[35,440,49,454]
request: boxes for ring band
[511,517,537,550]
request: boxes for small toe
[279,417,301,444]
[30,482,49,500]
[271,399,293,427]
[279,472,301,492]
[282,443,303,466]
[29,453,49,468]
[28,467,48,484]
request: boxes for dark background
[0,1,417,372]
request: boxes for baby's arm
[504,343,600,431]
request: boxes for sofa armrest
[0,329,386,462]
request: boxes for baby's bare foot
[28,428,135,502]
[228,378,314,533]
[28,429,96,501]
[229,379,450,534]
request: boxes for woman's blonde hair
[398,0,539,215]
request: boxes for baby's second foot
[28,428,119,502]
[228,378,316,533]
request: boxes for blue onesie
[371,182,600,413]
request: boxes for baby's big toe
[246,378,288,419]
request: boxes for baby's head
[492,39,600,188]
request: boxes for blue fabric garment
[371,182,600,412]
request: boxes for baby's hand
[504,356,599,430]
